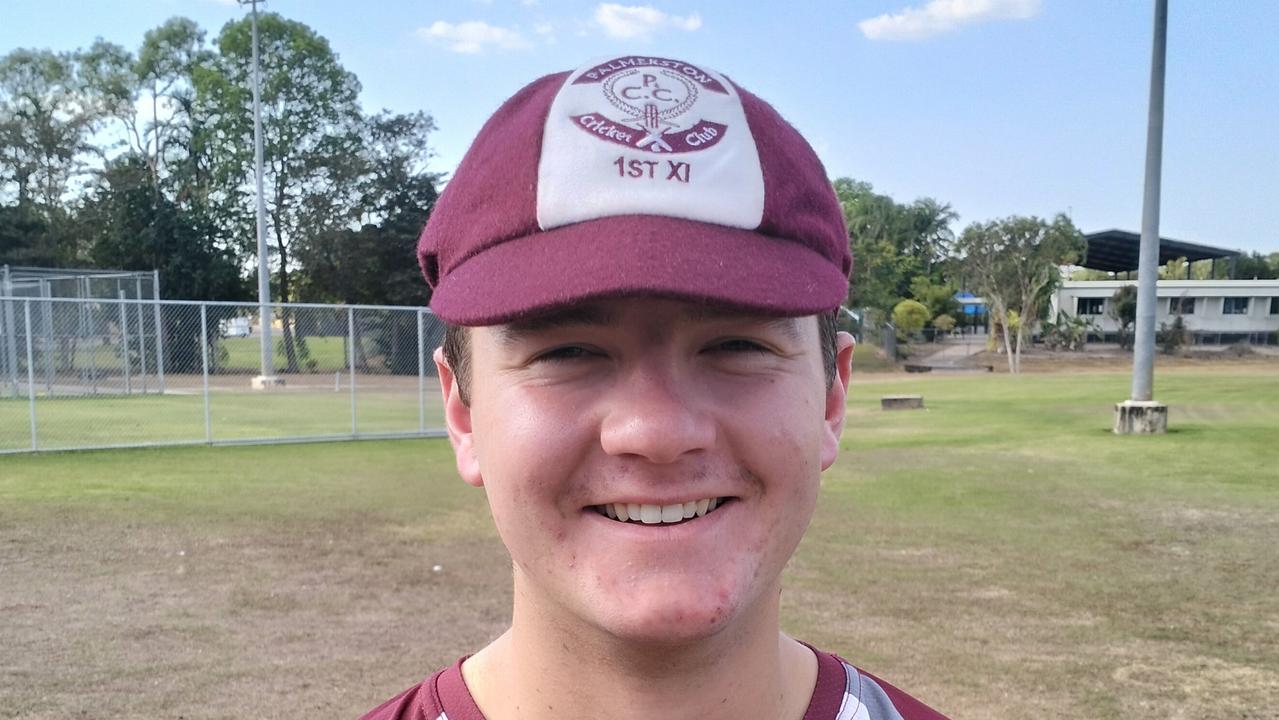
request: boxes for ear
[819,331,855,471]
[435,346,484,487]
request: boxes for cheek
[471,391,592,540]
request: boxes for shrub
[892,299,931,340]
[932,313,956,333]
[1159,314,1188,355]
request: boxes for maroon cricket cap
[419,55,851,326]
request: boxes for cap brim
[429,215,849,325]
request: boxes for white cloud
[858,0,1040,41]
[417,20,531,54]
[533,21,554,35]
[593,4,702,40]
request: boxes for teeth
[599,498,723,524]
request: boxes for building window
[1077,297,1105,315]
[1223,297,1250,315]
[1271,297,1279,315]
[1169,297,1196,315]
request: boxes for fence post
[200,303,212,444]
[135,278,148,394]
[23,299,37,450]
[40,280,54,394]
[3,265,19,398]
[417,309,426,435]
[86,293,99,395]
[348,306,357,436]
[118,291,132,395]
[153,270,166,394]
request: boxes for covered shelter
[1082,229,1240,278]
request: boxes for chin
[590,573,764,646]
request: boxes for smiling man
[361,55,949,720]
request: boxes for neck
[463,584,817,720]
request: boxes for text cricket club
[570,56,731,186]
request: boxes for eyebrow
[497,306,618,345]
[685,306,805,343]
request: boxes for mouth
[591,498,730,526]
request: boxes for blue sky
[3,0,1276,253]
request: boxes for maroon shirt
[361,648,948,720]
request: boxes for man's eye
[709,339,771,354]
[532,345,595,362]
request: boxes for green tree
[908,276,959,325]
[892,299,930,340]
[1230,251,1278,280]
[1110,284,1137,350]
[196,13,364,372]
[77,155,246,372]
[0,48,99,212]
[955,214,1085,373]
[834,178,956,313]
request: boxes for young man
[362,56,949,720]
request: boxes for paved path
[916,335,989,368]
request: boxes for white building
[1052,279,1279,344]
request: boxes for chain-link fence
[0,296,446,453]
[2,265,159,302]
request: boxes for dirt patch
[956,347,1279,373]
[0,510,512,719]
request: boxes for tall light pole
[1115,0,1168,434]
[240,0,280,388]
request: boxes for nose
[598,359,716,464]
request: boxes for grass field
[219,336,351,372]
[1,368,1276,719]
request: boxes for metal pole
[118,291,132,396]
[242,0,275,382]
[348,307,357,436]
[200,303,212,443]
[3,265,19,398]
[136,277,148,394]
[87,291,99,395]
[40,280,53,394]
[24,300,37,450]
[1131,0,1167,402]
[152,270,166,394]
[417,309,425,434]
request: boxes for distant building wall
[1052,280,1279,340]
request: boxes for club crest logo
[569,57,729,154]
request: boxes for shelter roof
[1082,230,1239,273]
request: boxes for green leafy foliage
[892,299,930,340]
[954,214,1086,373]
[834,178,956,314]
[1110,285,1137,350]
[1041,312,1096,351]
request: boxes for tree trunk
[997,307,1016,374]
[1013,325,1024,374]
[274,232,301,374]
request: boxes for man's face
[437,298,852,645]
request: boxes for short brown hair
[442,309,841,407]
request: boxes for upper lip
[586,494,732,507]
